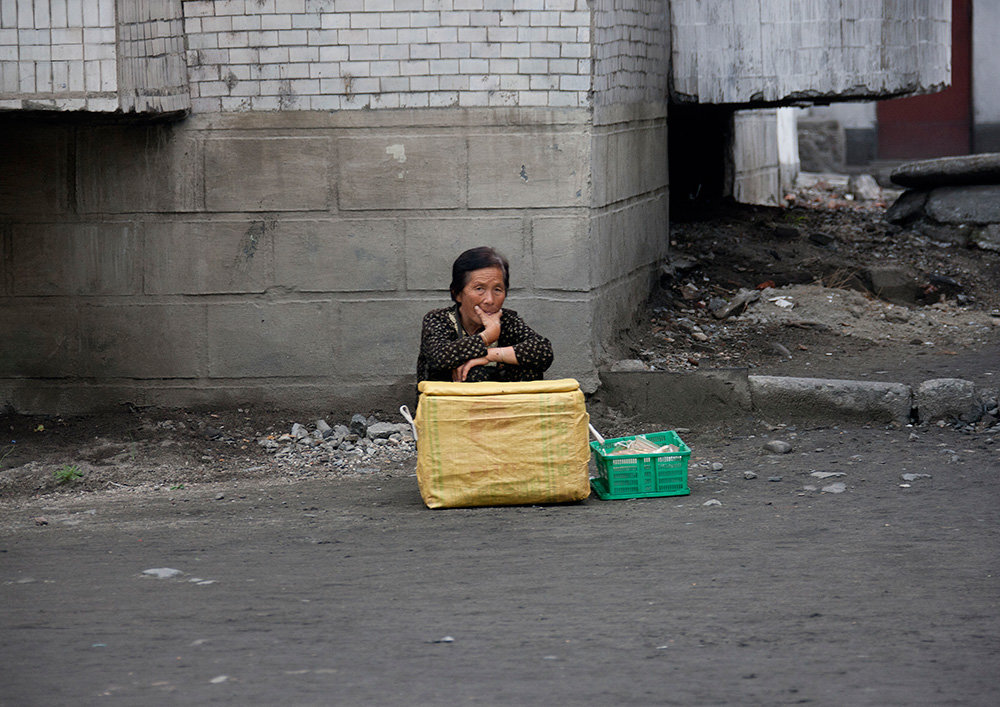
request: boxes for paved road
[2,423,998,705]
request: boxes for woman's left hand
[453,357,489,382]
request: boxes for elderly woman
[417,246,553,384]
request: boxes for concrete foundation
[0,105,667,414]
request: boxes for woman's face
[455,266,506,330]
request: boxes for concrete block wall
[0,1,672,414]
[0,0,189,112]
[670,0,951,105]
[0,108,604,412]
[588,0,670,355]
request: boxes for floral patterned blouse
[417,304,554,384]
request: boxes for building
[0,0,950,413]
[798,0,996,171]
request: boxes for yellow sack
[414,378,591,508]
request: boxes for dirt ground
[2,421,998,704]
[614,176,1000,387]
[1,176,998,500]
[2,180,1000,704]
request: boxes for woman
[417,246,553,385]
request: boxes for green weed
[0,443,14,468]
[54,464,83,484]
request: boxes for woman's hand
[453,357,489,382]
[475,305,502,346]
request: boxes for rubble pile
[886,153,1000,253]
[631,283,1000,372]
[256,414,415,474]
[622,173,1000,376]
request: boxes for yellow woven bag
[412,379,591,508]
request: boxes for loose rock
[764,440,793,454]
[847,174,881,201]
[315,419,333,438]
[916,378,982,424]
[349,414,368,438]
[143,568,182,579]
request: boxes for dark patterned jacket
[417,304,554,385]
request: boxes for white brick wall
[670,0,951,104]
[0,0,189,113]
[591,0,669,109]
[182,0,594,112]
[0,0,118,107]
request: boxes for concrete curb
[594,370,997,426]
[748,375,912,424]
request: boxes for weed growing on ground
[0,443,14,468]
[54,464,83,484]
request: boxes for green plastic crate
[590,430,691,500]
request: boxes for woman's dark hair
[449,247,510,302]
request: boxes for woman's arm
[500,312,554,373]
[420,309,488,371]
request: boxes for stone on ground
[889,153,1000,188]
[915,378,982,424]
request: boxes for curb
[594,370,996,426]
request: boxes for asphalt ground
[1,422,998,706]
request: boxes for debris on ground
[2,172,999,500]
[617,173,1000,377]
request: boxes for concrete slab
[749,375,912,424]
[0,128,69,215]
[925,185,1000,225]
[273,219,403,292]
[530,215,590,291]
[403,217,526,292]
[467,132,589,208]
[77,125,201,213]
[915,378,982,423]
[596,369,753,426]
[79,304,204,378]
[11,223,139,296]
[206,301,335,378]
[337,136,465,210]
[204,137,331,212]
[889,153,1000,188]
[144,220,272,295]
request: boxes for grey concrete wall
[0,108,606,413]
[797,103,878,168]
[670,0,951,105]
[588,0,670,365]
